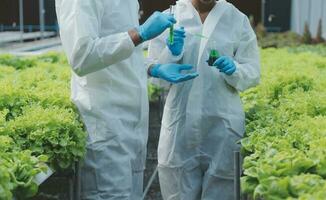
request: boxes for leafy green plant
[2,105,86,169]
[0,52,86,199]
[0,151,48,200]
[258,32,302,48]
[0,163,13,200]
[241,47,326,199]
[0,55,36,70]
[148,83,163,102]
[288,44,326,57]
[1,46,325,200]
[36,51,68,65]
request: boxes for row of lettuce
[0,53,86,200]
[0,45,325,199]
[0,52,162,200]
[241,47,326,199]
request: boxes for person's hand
[166,27,186,56]
[150,64,198,83]
[137,12,176,41]
[213,56,237,75]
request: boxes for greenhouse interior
[0,0,325,200]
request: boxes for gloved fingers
[171,39,184,46]
[173,35,186,41]
[171,47,184,56]
[221,59,230,67]
[215,63,224,69]
[164,21,175,29]
[166,33,185,41]
[174,35,186,40]
[174,73,199,83]
[185,72,199,78]
[213,56,227,67]
[160,16,176,30]
[225,67,236,75]
[173,34,185,41]
[166,35,185,45]
[164,13,177,24]
[220,64,233,72]
[174,27,185,33]
[150,11,176,24]
[178,64,193,71]
[165,40,184,48]
[165,74,180,83]
[168,74,196,83]
[173,28,186,36]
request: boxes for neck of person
[191,0,216,14]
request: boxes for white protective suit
[55,0,148,199]
[148,0,260,199]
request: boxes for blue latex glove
[166,27,186,56]
[213,56,237,76]
[150,64,199,83]
[137,12,176,41]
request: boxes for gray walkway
[0,31,56,44]
[0,37,62,55]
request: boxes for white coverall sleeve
[222,17,261,92]
[57,0,135,77]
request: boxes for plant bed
[258,32,303,49]
[28,164,80,200]
[240,47,326,199]
[0,53,86,200]
[2,47,325,199]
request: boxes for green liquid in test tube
[169,5,175,45]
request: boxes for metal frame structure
[17,0,46,41]
[261,0,265,26]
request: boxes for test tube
[208,41,220,66]
[169,5,175,45]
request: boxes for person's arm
[221,17,261,92]
[57,0,137,77]
[58,0,176,77]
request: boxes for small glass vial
[207,41,220,66]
